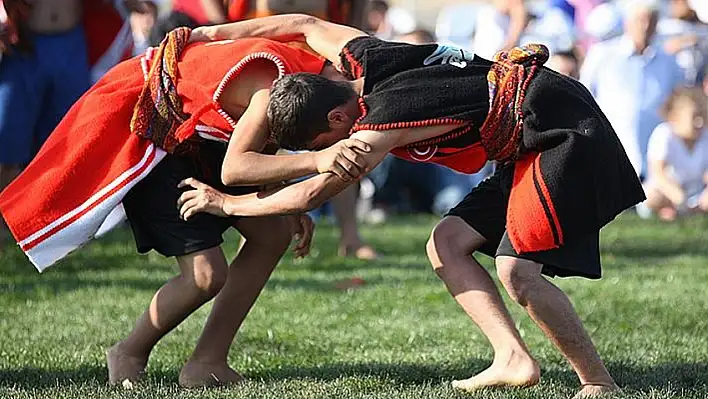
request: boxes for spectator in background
[130,1,157,55]
[149,7,199,47]
[396,28,435,45]
[583,1,623,43]
[568,0,605,51]
[0,0,135,239]
[365,0,415,40]
[470,0,529,60]
[170,0,214,25]
[365,0,389,37]
[580,0,685,179]
[639,87,708,220]
[547,50,580,78]
[523,0,577,54]
[659,0,708,86]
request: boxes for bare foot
[338,244,379,260]
[572,383,620,398]
[452,352,540,391]
[106,343,147,386]
[179,360,244,388]
[658,207,677,221]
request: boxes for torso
[168,39,326,140]
[27,0,82,33]
[344,37,492,173]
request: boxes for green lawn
[1,214,707,399]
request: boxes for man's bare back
[26,0,81,33]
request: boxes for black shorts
[446,163,601,279]
[122,142,257,257]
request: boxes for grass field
[1,214,707,399]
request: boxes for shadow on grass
[1,361,706,393]
[0,366,177,389]
[250,360,708,392]
[602,240,708,261]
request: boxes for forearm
[222,151,317,186]
[223,173,350,216]
[504,1,529,47]
[656,174,685,204]
[199,14,314,43]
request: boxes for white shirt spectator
[471,5,510,59]
[657,18,708,85]
[647,122,708,196]
[580,36,685,177]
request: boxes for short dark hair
[369,0,389,14]
[267,73,357,150]
[401,29,436,44]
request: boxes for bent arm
[194,14,367,67]
[221,129,399,216]
[221,89,319,186]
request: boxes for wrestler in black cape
[178,15,645,399]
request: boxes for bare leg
[108,247,229,385]
[331,184,378,260]
[179,216,292,387]
[495,256,619,398]
[644,186,678,221]
[426,217,540,390]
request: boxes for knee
[190,258,228,298]
[262,217,293,253]
[426,218,478,277]
[242,216,292,253]
[496,257,542,306]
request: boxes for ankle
[113,341,150,361]
[186,353,227,366]
[580,378,617,389]
[493,346,534,365]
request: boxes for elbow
[221,168,245,187]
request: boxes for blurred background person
[658,0,708,86]
[470,0,529,59]
[0,0,136,240]
[130,0,157,55]
[580,0,685,180]
[639,87,708,220]
[546,49,580,78]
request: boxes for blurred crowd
[1,0,707,227]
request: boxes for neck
[349,78,365,96]
[681,135,698,150]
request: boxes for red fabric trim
[354,118,466,132]
[402,124,472,148]
[507,152,558,253]
[20,146,158,252]
[342,47,363,79]
[533,154,563,245]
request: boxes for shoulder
[650,122,674,142]
[648,122,675,157]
